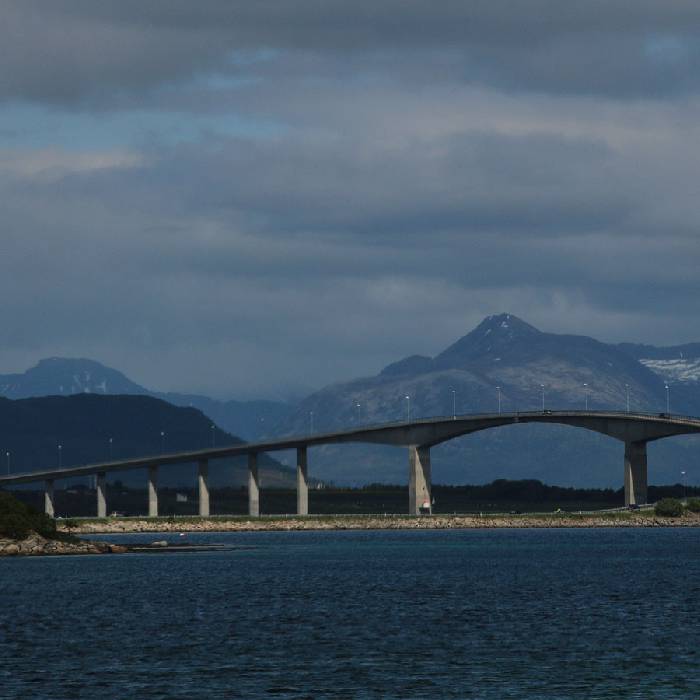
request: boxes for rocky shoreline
[59,512,700,534]
[0,532,127,557]
[4,514,698,555]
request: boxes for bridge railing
[331,408,700,435]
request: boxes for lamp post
[356,403,361,424]
[405,395,411,422]
[108,436,114,461]
[5,451,9,475]
[625,384,630,413]
[309,411,314,434]
[496,386,501,415]
[540,384,545,412]
[160,430,166,453]
[58,444,62,469]
[583,383,588,411]
[211,424,215,448]
[681,470,687,502]
[451,388,456,420]
[664,384,670,414]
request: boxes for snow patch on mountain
[640,358,700,383]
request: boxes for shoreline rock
[58,512,700,535]
[0,532,127,557]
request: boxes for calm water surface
[1,528,699,699]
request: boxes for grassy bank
[11,480,699,518]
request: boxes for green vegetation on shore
[0,491,57,540]
[654,498,684,517]
[686,498,700,513]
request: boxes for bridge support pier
[44,479,55,517]
[96,472,107,518]
[624,441,648,506]
[408,445,432,516]
[297,446,308,516]
[198,459,209,517]
[148,465,158,517]
[248,453,260,517]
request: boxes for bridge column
[408,445,432,516]
[624,441,648,506]
[198,459,209,517]
[44,479,55,518]
[148,465,158,517]
[96,472,107,518]
[297,446,308,516]
[248,453,260,517]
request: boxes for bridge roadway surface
[1,410,699,517]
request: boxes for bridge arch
[359,411,700,514]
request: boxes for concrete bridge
[0,410,698,517]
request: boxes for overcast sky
[2,1,700,399]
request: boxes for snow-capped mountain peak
[0,358,147,399]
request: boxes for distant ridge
[0,358,292,441]
[0,357,147,398]
[617,342,700,384]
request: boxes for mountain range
[276,314,700,486]
[2,313,699,488]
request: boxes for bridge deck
[0,410,699,486]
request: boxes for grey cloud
[50,128,624,238]
[4,1,700,104]
[1,112,699,397]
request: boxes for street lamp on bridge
[356,402,361,424]
[496,386,501,415]
[625,384,630,413]
[665,384,670,414]
[583,383,589,411]
[5,451,9,475]
[540,384,545,411]
[451,388,456,420]
[405,395,411,422]
[681,470,687,502]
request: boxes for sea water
[1,528,699,699]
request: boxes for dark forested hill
[0,394,294,488]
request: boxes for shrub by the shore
[654,498,684,518]
[0,491,57,540]
[685,498,700,513]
